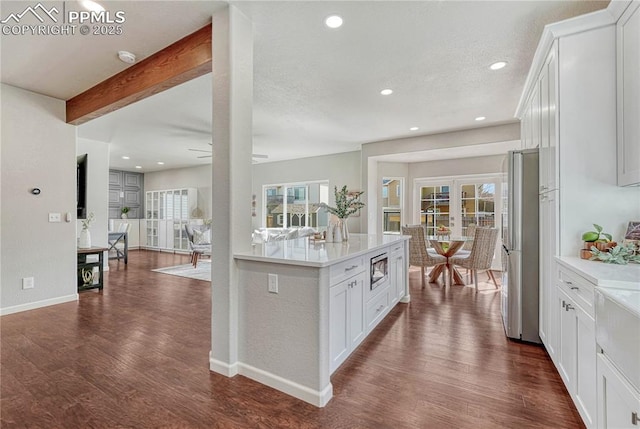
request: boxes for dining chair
[109,223,130,262]
[402,225,447,287]
[450,227,499,291]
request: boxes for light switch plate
[268,273,278,293]
[22,277,34,290]
[48,213,61,222]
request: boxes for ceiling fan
[188,143,268,162]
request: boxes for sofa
[252,227,316,244]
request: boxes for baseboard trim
[209,353,239,377]
[0,293,78,316]
[238,362,333,407]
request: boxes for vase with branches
[321,186,365,242]
[79,212,95,248]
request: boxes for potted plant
[580,223,616,259]
[121,207,130,219]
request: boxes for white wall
[251,151,361,233]
[77,138,109,267]
[144,164,212,218]
[1,84,77,315]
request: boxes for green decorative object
[590,243,640,265]
[581,223,612,243]
[321,186,365,220]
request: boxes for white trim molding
[515,2,630,118]
[238,362,333,407]
[0,293,78,316]
[209,352,239,377]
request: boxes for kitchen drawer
[366,287,389,333]
[557,263,595,318]
[389,242,404,255]
[330,256,365,285]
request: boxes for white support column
[210,6,253,376]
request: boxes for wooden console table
[77,247,108,291]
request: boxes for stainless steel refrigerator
[501,149,540,344]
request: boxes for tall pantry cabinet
[517,3,640,427]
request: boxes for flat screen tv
[77,154,87,219]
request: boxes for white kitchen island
[233,233,409,407]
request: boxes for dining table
[427,235,472,285]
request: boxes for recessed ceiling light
[80,0,105,12]
[325,15,343,29]
[135,166,142,169]
[121,156,130,160]
[410,127,419,131]
[490,61,507,70]
[475,116,486,121]
[157,161,164,165]
[118,51,136,64]
[380,89,393,95]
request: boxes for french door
[414,175,503,269]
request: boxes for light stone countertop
[556,256,640,291]
[557,256,640,317]
[234,233,409,268]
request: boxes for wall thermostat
[31,188,41,195]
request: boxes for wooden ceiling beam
[66,24,211,125]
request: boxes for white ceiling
[0,1,608,172]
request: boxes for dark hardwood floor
[1,250,583,428]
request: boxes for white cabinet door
[597,353,640,429]
[528,85,541,149]
[558,287,598,428]
[330,271,366,373]
[539,43,558,193]
[330,280,349,373]
[389,249,405,305]
[348,274,365,350]
[617,1,640,186]
[558,288,577,389]
[575,303,597,428]
[540,192,559,361]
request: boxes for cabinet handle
[565,304,574,312]
[632,412,638,425]
[345,265,358,272]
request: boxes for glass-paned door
[460,183,496,235]
[415,175,502,269]
[382,178,403,234]
[419,184,451,237]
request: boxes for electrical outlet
[22,277,34,290]
[48,213,61,222]
[268,273,278,294]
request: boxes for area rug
[152,261,211,282]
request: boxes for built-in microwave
[370,253,388,290]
